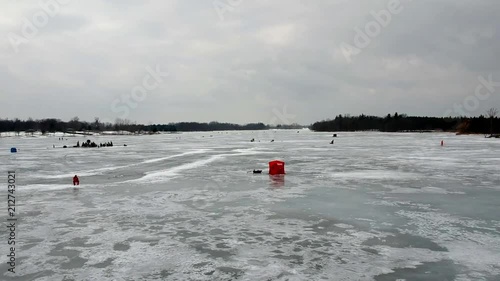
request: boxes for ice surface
[0,130,499,280]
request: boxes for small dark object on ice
[253,170,262,174]
[73,175,79,186]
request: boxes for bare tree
[68,116,80,132]
[487,108,498,117]
[486,108,498,136]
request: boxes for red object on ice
[73,175,80,186]
[269,160,285,175]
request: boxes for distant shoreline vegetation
[310,112,499,136]
[1,112,499,136]
[0,117,304,135]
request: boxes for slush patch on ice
[362,233,447,252]
[396,210,500,277]
[355,218,375,222]
[388,186,466,195]
[368,200,437,211]
[330,170,419,180]
[334,223,354,229]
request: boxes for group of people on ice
[74,140,114,148]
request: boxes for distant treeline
[149,122,267,132]
[0,117,303,134]
[311,113,500,134]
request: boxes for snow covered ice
[0,130,499,280]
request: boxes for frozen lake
[1,130,499,281]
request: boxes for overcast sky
[1,0,499,125]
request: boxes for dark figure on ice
[73,175,80,186]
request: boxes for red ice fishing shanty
[269,160,285,175]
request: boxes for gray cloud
[1,0,499,124]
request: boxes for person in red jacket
[73,175,80,186]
